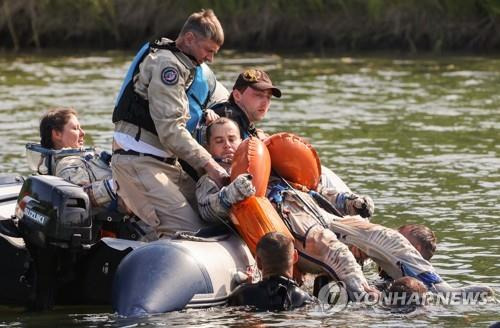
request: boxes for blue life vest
[112,41,215,137]
[187,64,214,133]
[114,42,150,108]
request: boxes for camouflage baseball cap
[233,69,281,98]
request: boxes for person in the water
[196,117,494,301]
[384,276,428,311]
[228,232,313,311]
[377,224,437,283]
[398,224,436,261]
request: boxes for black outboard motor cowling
[17,175,92,248]
[14,176,93,310]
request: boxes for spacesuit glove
[344,193,375,218]
[219,174,256,209]
[432,280,493,297]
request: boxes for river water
[0,51,499,327]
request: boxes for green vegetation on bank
[2,0,500,53]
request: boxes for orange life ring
[230,136,270,197]
[230,196,294,255]
[265,132,322,191]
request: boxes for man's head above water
[398,224,437,261]
[385,276,428,308]
[256,232,298,279]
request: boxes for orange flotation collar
[230,136,270,197]
[265,132,321,191]
[228,133,322,255]
[229,137,292,254]
[230,197,293,254]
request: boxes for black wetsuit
[228,275,313,311]
[211,100,257,139]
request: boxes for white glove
[345,194,375,218]
[219,174,256,208]
[433,280,493,296]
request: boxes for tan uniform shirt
[114,38,212,171]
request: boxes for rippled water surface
[0,52,499,327]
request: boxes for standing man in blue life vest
[111,9,229,240]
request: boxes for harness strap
[269,175,330,229]
[309,190,344,217]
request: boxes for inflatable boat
[0,134,350,316]
[112,135,351,317]
[0,173,255,316]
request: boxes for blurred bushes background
[1,0,500,53]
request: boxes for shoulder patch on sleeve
[161,66,179,85]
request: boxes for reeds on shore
[1,0,499,53]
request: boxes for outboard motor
[17,175,92,247]
[12,175,141,309]
[15,175,92,310]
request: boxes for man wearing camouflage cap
[199,68,492,300]
[208,69,281,140]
